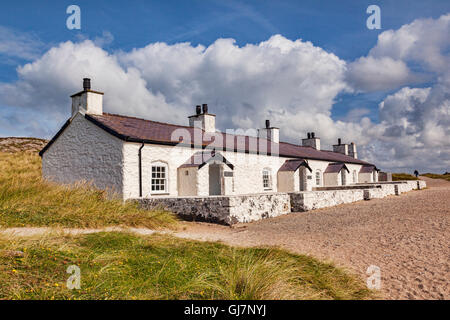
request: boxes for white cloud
[347,14,450,92]
[369,14,450,72]
[0,40,180,124]
[0,26,44,61]
[346,56,415,91]
[119,35,349,142]
[360,78,450,172]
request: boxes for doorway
[299,167,307,191]
[341,170,346,185]
[209,164,222,195]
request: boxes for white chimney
[257,120,279,143]
[302,132,321,150]
[333,138,349,155]
[348,142,358,159]
[188,104,216,133]
[71,78,103,116]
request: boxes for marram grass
[0,232,375,300]
[0,152,176,228]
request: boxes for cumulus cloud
[360,77,450,172]
[119,35,349,140]
[0,40,180,125]
[346,56,415,91]
[369,14,450,72]
[347,14,450,92]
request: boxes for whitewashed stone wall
[137,192,291,225]
[41,113,124,195]
[290,189,365,211]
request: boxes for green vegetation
[422,173,450,182]
[0,152,176,228]
[0,232,375,300]
[392,173,418,181]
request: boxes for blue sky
[0,0,449,172]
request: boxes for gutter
[138,142,145,198]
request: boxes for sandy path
[176,177,449,300]
[1,177,448,299]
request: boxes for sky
[0,0,449,173]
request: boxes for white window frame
[151,161,168,194]
[262,168,272,190]
[315,170,322,186]
[353,170,357,183]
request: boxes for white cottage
[40,79,379,200]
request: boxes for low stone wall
[137,180,426,224]
[137,193,291,225]
[290,180,426,211]
[290,189,365,211]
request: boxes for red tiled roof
[41,112,373,166]
[324,163,350,173]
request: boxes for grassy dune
[422,173,450,182]
[392,173,418,181]
[0,152,176,228]
[0,232,374,300]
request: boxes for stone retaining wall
[136,180,426,224]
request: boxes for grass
[0,152,176,228]
[0,231,375,300]
[392,173,418,181]
[422,173,450,182]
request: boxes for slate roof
[278,159,312,172]
[324,163,350,173]
[359,165,378,173]
[40,113,373,166]
[179,151,234,169]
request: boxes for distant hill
[0,137,48,153]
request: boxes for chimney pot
[265,119,270,128]
[83,78,91,91]
[307,132,311,139]
[202,104,208,114]
[196,105,201,115]
[338,138,341,145]
[311,132,315,138]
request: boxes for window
[315,170,321,186]
[262,168,272,189]
[151,163,168,193]
[353,170,357,183]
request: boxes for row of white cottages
[40,79,380,200]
